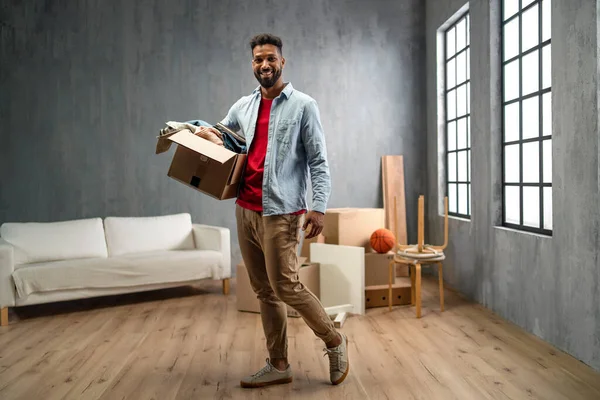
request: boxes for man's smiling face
[252,44,285,88]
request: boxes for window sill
[493,225,552,239]
[441,215,471,223]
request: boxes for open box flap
[168,130,235,164]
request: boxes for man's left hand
[303,210,324,239]
[195,126,224,146]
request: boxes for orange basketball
[370,228,396,253]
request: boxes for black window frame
[444,11,471,219]
[501,0,552,236]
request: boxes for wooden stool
[388,195,448,318]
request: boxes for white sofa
[0,213,231,325]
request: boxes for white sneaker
[240,358,293,388]
[324,333,349,385]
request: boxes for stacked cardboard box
[364,252,408,286]
[322,208,385,250]
[365,279,412,308]
[319,207,411,309]
[364,253,411,308]
[365,252,393,286]
[365,251,409,286]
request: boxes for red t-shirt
[237,97,305,215]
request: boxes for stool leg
[415,263,422,318]
[388,259,394,311]
[410,264,416,306]
[438,262,444,312]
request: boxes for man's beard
[254,68,281,88]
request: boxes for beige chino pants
[236,205,338,359]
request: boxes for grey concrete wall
[0,1,426,268]
[426,0,600,371]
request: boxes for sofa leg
[1,307,8,326]
[222,278,230,295]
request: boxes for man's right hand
[303,210,325,239]
[195,126,224,146]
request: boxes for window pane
[522,0,536,8]
[543,187,552,230]
[504,59,519,101]
[542,0,551,42]
[457,84,467,117]
[522,4,539,52]
[543,139,552,183]
[543,44,551,89]
[522,50,539,96]
[522,142,540,183]
[448,89,456,120]
[457,18,466,51]
[504,0,519,21]
[458,150,467,182]
[457,51,466,85]
[447,58,456,89]
[504,17,519,60]
[505,144,520,183]
[522,96,540,139]
[447,27,456,57]
[543,92,552,137]
[457,117,467,149]
[504,102,520,142]
[448,152,457,181]
[449,183,457,213]
[505,186,520,224]
[458,184,468,215]
[523,186,540,227]
[448,121,457,151]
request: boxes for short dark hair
[250,33,283,55]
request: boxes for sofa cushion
[12,249,222,297]
[104,213,195,256]
[0,218,108,265]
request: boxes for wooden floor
[1,278,600,400]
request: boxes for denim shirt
[219,82,331,216]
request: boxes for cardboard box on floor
[323,208,385,251]
[365,252,394,286]
[365,278,412,308]
[236,258,320,318]
[158,130,247,200]
[364,252,409,287]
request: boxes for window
[501,0,552,234]
[445,12,471,218]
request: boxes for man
[196,33,349,388]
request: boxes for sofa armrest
[192,224,231,279]
[0,239,16,307]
